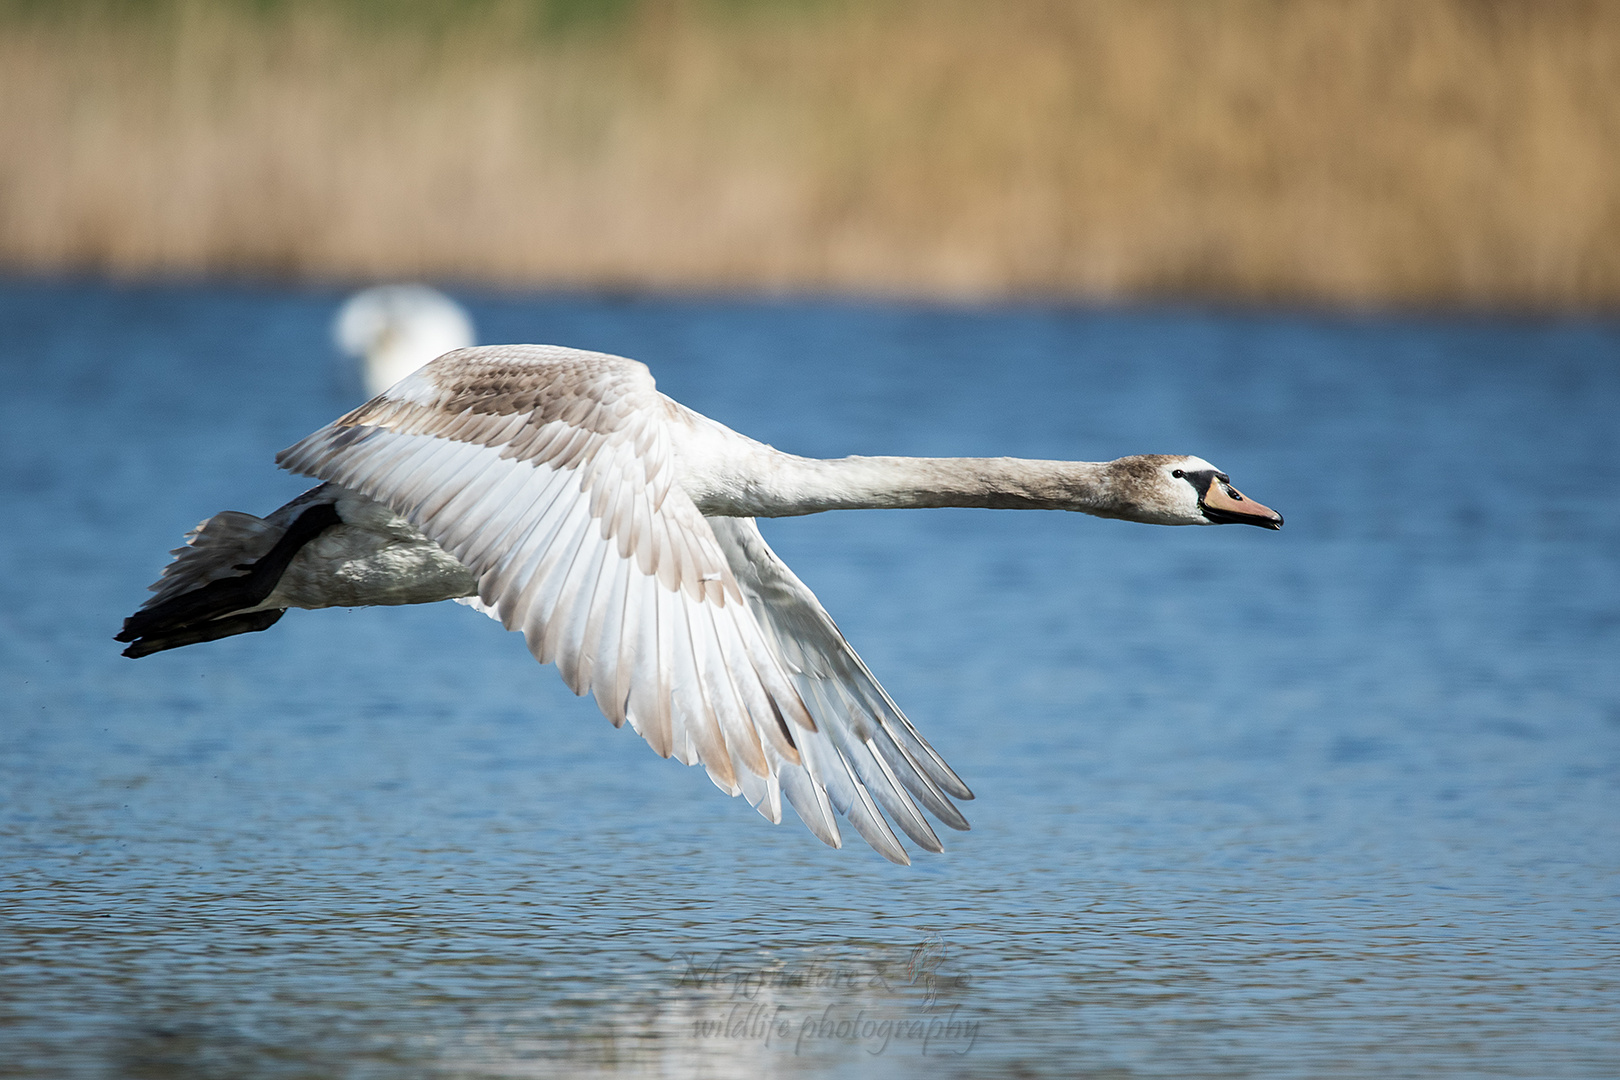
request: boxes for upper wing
[275,344,969,862]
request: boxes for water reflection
[422,940,976,1077]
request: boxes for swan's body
[120,345,1281,863]
[335,284,476,397]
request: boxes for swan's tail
[117,488,340,658]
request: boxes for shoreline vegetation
[3,0,1618,309]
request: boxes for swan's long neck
[725,454,1124,518]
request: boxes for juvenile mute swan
[335,284,476,397]
[118,345,1282,863]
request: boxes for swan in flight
[335,284,476,397]
[118,345,1282,863]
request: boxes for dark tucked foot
[117,501,341,656]
[120,608,287,658]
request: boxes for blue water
[1,280,1617,1078]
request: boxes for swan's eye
[1172,469,1185,479]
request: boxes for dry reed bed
[2,0,1618,307]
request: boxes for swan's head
[1100,454,1283,529]
[335,285,476,397]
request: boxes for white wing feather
[277,344,969,862]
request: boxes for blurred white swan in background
[335,284,476,397]
[119,344,1282,863]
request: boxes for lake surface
[1,280,1616,1078]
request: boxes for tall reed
[3,0,1617,308]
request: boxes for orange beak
[1200,479,1283,529]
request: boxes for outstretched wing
[276,344,969,862]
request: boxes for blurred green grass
[0,0,806,35]
[3,0,1617,308]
